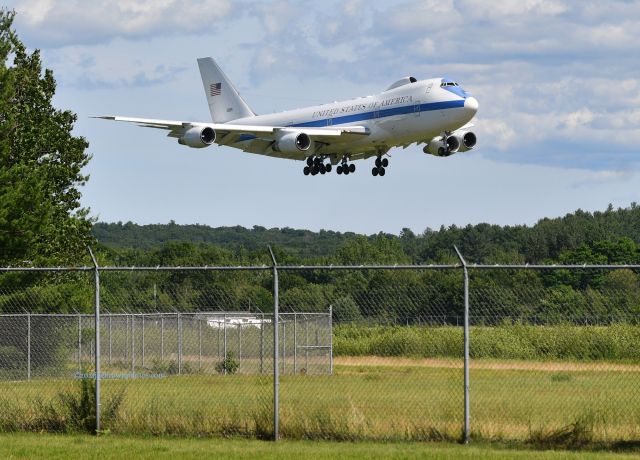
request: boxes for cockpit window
[440,82,459,87]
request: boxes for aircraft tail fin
[197,57,255,123]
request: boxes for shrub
[150,359,193,375]
[215,353,239,374]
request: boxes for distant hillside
[92,221,360,257]
[92,204,640,264]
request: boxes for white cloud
[564,108,595,130]
[571,170,632,188]
[13,0,233,46]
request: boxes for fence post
[305,316,309,373]
[454,245,470,444]
[108,314,112,366]
[268,246,279,441]
[142,315,145,368]
[131,314,135,375]
[223,313,227,375]
[294,313,297,374]
[260,313,264,374]
[238,323,242,372]
[199,317,202,371]
[78,313,82,373]
[160,315,164,362]
[88,247,101,434]
[329,305,333,375]
[125,314,129,362]
[177,313,182,375]
[27,312,31,381]
[282,320,286,375]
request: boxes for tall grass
[334,323,640,361]
[0,366,639,447]
[0,379,124,433]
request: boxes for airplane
[97,57,478,177]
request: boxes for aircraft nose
[464,96,478,116]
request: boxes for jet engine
[273,131,313,153]
[178,126,216,148]
[423,130,477,157]
[446,130,477,153]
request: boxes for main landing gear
[301,155,360,176]
[336,157,355,176]
[303,156,332,176]
[371,156,389,176]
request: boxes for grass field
[0,356,639,447]
[0,433,639,459]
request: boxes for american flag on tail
[210,82,222,96]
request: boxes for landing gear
[336,156,355,175]
[372,155,389,177]
[303,156,332,176]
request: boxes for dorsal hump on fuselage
[385,76,418,92]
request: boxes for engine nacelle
[273,131,313,153]
[447,130,477,153]
[423,130,477,157]
[423,136,456,157]
[178,126,216,148]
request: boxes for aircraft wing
[95,116,369,152]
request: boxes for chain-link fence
[0,254,639,446]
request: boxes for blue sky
[6,0,640,234]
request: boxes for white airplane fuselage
[229,77,478,161]
[98,58,479,177]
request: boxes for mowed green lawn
[0,358,639,443]
[0,433,638,460]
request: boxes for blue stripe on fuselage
[289,99,464,128]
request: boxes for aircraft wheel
[311,167,318,176]
[320,164,326,173]
[382,158,389,167]
[303,166,310,176]
[375,157,381,167]
[325,163,332,173]
[438,147,445,156]
[306,156,314,167]
[343,167,349,175]
[349,163,356,173]
[372,167,378,176]
[320,167,326,175]
[337,165,343,175]
[379,167,386,176]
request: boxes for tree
[0,10,93,267]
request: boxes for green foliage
[215,353,239,375]
[334,324,640,361]
[3,379,125,434]
[150,359,194,375]
[0,9,93,268]
[92,204,640,267]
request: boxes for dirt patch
[334,356,640,373]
